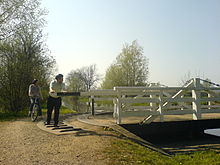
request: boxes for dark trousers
[29,97,42,116]
[47,96,61,125]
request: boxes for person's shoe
[44,122,50,125]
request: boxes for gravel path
[0,118,117,165]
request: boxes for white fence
[82,78,220,124]
[81,89,116,114]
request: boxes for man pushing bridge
[45,74,66,127]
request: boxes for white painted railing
[114,78,220,124]
[80,78,220,124]
[81,89,116,114]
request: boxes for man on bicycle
[28,79,42,117]
[46,74,66,127]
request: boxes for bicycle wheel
[31,104,38,122]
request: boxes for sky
[41,0,220,86]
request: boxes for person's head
[32,79,38,85]
[55,74,63,83]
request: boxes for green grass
[41,106,77,115]
[0,110,27,121]
[0,106,76,121]
[106,138,220,165]
[60,107,77,114]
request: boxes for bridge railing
[81,89,117,115]
[113,78,220,124]
[61,78,220,124]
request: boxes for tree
[101,40,149,89]
[0,0,46,40]
[66,64,100,92]
[101,64,125,89]
[65,71,85,92]
[64,65,100,111]
[77,64,100,91]
[0,0,55,112]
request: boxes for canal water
[121,119,220,153]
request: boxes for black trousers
[47,96,61,125]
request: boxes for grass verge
[0,106,76,121]
[41,106,77,115]
[0,111,27,121]
[106,137,220,165]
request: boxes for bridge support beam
[90,96,95,116]
[115,88,122,124]
[159,91,164,122]
[192,78,201,120]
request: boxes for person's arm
[49,81,58,97]
[28,85,32,97]
[49,81,56,93]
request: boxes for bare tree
[179,71,207,86]
[64,65,100,112]
[77,64,100,91]
[66,64,100,91]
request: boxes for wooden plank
[115,86,196,91]
[161,82,194,110]
[201,105,220,108]
[124,106,152,110]
[202,87,220,90]
[163,109,194,115]
[94,97,114,101]
[120,91,160,95]
[121,98,159,104]
[121,111,159,117]
[201,109,220,113]
[163,97,194,102]
[95,106,114,110]
[163,92,192,110]
[163,105,184,109]
[200,97,220,102]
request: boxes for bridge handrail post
[113,98,117,118]
[90,95,95,116]
[208,93,211,110]
[159,89,164,122]
[114,87,122,124]
[149,84,157,111]
[192,78,202,120]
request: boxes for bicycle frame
[31,97,39,122]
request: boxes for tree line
[0,0,55,112]
[0,0,149,113]
[64,41,149,111]
[66,40,149,92]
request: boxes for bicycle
[30,97,40,122]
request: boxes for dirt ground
[2,113,220,165]
[0,117,120,165]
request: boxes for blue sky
[41,0,220,86]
